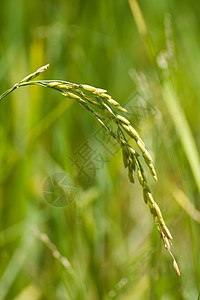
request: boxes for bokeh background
[0,0,199,299]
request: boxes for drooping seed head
[143,182,151,193]
[116,115,130,125]
[56,84,72,90]
[47,82,62,87]
[128,146,137,156]
[117,105,128,113]
[81,84,97,92]
[173,260,181,276]
[142,150,153,162]
[20,64,50,83]
[64,92,81,100]
[164,237,171,251]
[162,225,173,240]
[137,169,144,186]
[37,64,50,73]
[100,93,112,100]
[127,125,140,141]
[128,164,135,183]
[94,88,107,95]
[107,98,120,106]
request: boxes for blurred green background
[0,0,199,299]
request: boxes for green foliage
[0,0,199,299]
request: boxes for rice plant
[0,64,180,276]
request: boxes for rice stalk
[31,225,86,298]
[0,64,180,276]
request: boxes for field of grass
[0,1,199,299]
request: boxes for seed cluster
[0,64,180,276]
